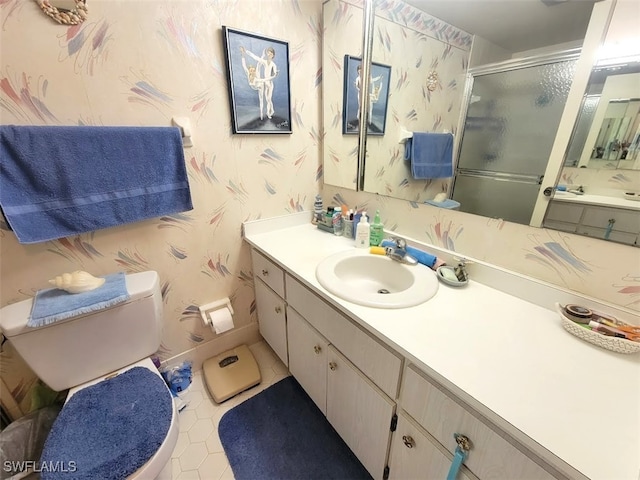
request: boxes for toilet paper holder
[198,297,234,327]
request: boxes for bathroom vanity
[545,194,640,245]
[243,212,639,480]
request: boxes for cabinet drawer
[251,250,285,297]
[401,365,557,480]
[254,278,287,366]
[286,274,402,399]
[581,206,640,233]
[389,412,476,480]
[545,202,583,223]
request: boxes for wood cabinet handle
[275,306,282,314]
[329,361,337,371]
[402,435,415,448]
[313,345,322,354]
[261,269,269,276]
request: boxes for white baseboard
[160,323,262,372]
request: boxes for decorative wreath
[36,0,87,25]
[426,71,439,92]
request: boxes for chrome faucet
[385,238,418,265]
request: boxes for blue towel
[0,125,193,244]
[404,132,454,179]
[29,272,129,327]
[40,366,172,480]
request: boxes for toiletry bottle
[343,210,354,238]
[355,213,370,248]
[370,209,384,246]
[313,194,323,224]
[332,210,343,236]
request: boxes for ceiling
[402,0,597,53]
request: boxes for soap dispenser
[355,212,370,248]
[370,209,384,246]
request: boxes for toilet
[0,271,178,479]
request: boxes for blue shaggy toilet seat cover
[40,366,173,480]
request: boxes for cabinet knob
[261,269,269,276]
[402,435,415,448]
[454,433,473,452]
[313,345,322,354]
[329,361,337,371]
[275,306,282,314]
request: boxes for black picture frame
[342,55,391,136]
[222,27,292,134]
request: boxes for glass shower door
[452,54,578,224]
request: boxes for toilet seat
[41,358,178,480]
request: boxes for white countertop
[553,192,640,211]
[244,214,640,480]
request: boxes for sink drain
[377,289,390,294]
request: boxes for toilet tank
[0,271,163,391]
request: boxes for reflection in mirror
[360,0,593,217]
[564,63,640,170]
[322,0,364,192]
[544,1,640,247]
[451,53,578,225]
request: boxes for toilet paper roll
[208,307,234,334]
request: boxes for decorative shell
[49,271,105,294]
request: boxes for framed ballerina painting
[342,55,391,136]
[222,27,292,134]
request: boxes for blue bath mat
[218,376,371,480]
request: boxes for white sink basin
[315,249,439,308]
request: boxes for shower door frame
[451,49,581,225]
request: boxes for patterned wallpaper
[0,0,323,417]
[1,0,638,421]
[363,2,471,202]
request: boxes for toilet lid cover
[40,366,172,480]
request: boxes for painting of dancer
[222,27,292,134]
[342,55,391,136]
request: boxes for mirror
[564,64,640,170]
[543,0,640,247]
[321,0,639,244]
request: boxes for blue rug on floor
[218,376,371,480]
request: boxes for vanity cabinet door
[286,306,328,414]
[286,274,402,399]
[401,365,557,480]
[254,278,288,366]
[327,346,395,480]
[388,412,476,480]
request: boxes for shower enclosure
[451,51,579,225]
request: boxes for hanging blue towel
[404,132,454,179]
[0,125,193,244]
[29,272,129,327]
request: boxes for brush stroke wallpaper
[1,0,638,419]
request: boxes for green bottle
[370,209,384,246]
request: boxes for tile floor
[163,341,289,480]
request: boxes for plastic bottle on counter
[355,213,370,248]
